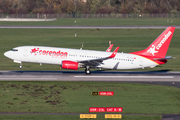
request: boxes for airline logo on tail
[147,31,172,56]
[147,45,158,56]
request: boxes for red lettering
[64,52,68,57]
[46,51,49,55]
[49,51,52,56]
[61,52,64,56]
[39,50,42,55]
[56,51,61,56]
[53,51,56,55]
[32,49,67,58]
[42,50,46,55]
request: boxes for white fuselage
[4,46,158,70]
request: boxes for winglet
[108,47,119,58]
[106,44,114,52]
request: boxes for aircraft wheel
[85,68,91,74]
[19,65,23,69]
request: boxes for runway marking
[0,78,58,80]
[74,76,174,79]
[1,26,180,29]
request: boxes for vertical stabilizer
[131,27,175,58]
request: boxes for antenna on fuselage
[80,43,83,50]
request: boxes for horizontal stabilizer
[153,56,174,61]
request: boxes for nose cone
[4,51,11,58]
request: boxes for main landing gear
[19,65,23,69]
[85,67,91,74]
[19,63,23,69]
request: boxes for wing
[78,47,119,67]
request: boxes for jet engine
[61,60,79,70]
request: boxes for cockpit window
[11,49,18,51]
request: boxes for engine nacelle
[61,60,79,70]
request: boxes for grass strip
[0,114,162,120]
[0,81,180,114]
[0,18,180,26]
[0,114,161,120]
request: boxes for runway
[0,70,179,82]
[1,70,180,88]
[0,25,180,29]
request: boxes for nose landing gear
[85,66,91,74]
[85,69,91,74]
[19,63,22,69]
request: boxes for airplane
[4,27,175,74]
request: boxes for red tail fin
[131,27,175,58]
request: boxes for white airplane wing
[78,47,119,67]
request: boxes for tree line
[0,0,180,14]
